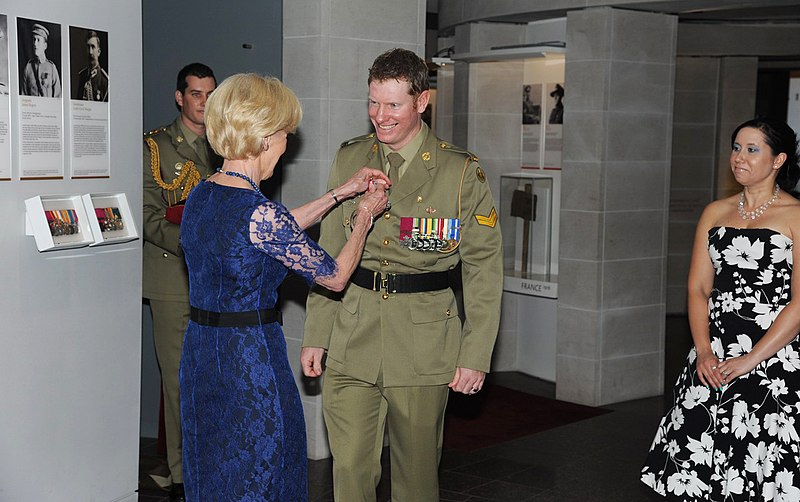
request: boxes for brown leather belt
[350,267,450,294]
[190,306,282,327]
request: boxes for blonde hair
[205,73,302,160]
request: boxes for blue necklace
[218,168,263,197]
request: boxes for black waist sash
[190,306,282,327]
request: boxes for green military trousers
[323,368,450,502]
[149,298,190,484]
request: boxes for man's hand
[448,367,486,395]
[301,347,326,377]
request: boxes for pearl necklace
[218,168,263,197]
[737,184,779,220]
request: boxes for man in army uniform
[142,62,218,502]
[21,23,61,97]
[75,30,108,102]
[302,48,503,502]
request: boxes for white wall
[0,1,142,501]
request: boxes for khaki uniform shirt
[304,125,503,387]
[22,58,61,97]
[142,117,219,301]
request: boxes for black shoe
[169,483,185,502]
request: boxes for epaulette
[438,141,479,162]
[340,133,376,149]
[143,127,167,138]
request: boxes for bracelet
[351,207,374,228]
[329,189,340,204]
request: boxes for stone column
[282,0,426,460]
[557,7,677,406]
[666,56,757,315]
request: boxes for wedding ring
[711,366,717,370]
[470,387,479,394]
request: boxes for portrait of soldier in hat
[19,19,62,98]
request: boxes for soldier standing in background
[142,62,218,502]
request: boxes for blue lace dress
[642,227,800,501]
[179,181,336,501]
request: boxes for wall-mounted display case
[500,173,558,298]
[25,192,138,251]
[25,195,95,252]
[82,192,138,246]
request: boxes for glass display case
[500,172,558,297]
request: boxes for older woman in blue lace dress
[179,73,389,501]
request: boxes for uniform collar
[177,119,205,150]
[380,121,428,178]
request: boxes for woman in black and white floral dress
[642,118,800,501]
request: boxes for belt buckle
[380,274,390,293]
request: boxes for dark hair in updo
[731,118,800,193]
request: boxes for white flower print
[687,432,714,466]
[771,234,793,266]
[641,471,665,495]
[667,469,709,498]
[723,236,764,270]
[768,379,789,398]
[670,406,685,431]
[729,334,754,358]
[765,412,800,444]
[745,441,775,483]
[722,466,745,496]
[777,345,800,372]
[709,244,723,273]
[719,291,743,312]
[756,268,775,285]
[682,385,711,409]
[666,439,680,456]
[732,400,760,440]
[642,229,800,501]
[762,469,800,502]
[752,294,784,330]
[711,337,725,357]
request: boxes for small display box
[25,195,95,252]
[82,192,139,246]
[500,173,557,298]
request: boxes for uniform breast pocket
[410,290,461,375]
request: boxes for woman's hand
[353,183,389,229]
[695,350,723,389]
[715,354,757,387]
[338,167,391,199]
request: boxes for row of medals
[46,210,80,236]
[98,208,124,232]
[400,235,458,252]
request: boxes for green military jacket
[142,118,218,301]
[304,127,503,387]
